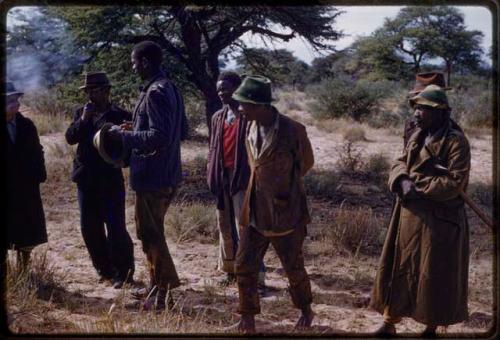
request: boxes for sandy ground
[7,107,495,336]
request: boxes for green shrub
[308,76,394,121]
[304,170,342,198]
[364,153,391,187]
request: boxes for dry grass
[166,201,218,244]
[30,112,71,136]
[336,141,365,173]
[304,169,342,199]
[44,140,76,185]
[343,126,367,143]
[318,205,384,256]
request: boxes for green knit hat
[232,75,274,105]
[409,84,449,109]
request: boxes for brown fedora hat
[79,71,111,90]
[408,72,451,95]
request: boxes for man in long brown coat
[370,85,471,336]
[227,75,315,334]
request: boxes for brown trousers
[135,187,180,290]
[235,224,312,315]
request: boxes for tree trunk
[446,60,452,86]
[205,92,222,135]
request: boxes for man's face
[238,102,263,121]
[217,80,238,105]
[85,86,110,105]
[131,50,147,80]
[413,104,441,131]
[6,94,21,121]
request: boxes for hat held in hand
[93,123,126,168]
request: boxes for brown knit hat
[409,72,451,95]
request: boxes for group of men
[5,38,472,335]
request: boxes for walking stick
[434,164,495,230]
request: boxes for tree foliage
[48,5,342,129]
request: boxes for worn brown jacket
[207,105,250,210]
[370,119,471,326]
[239,111,314,234]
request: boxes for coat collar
[406,119,451,167]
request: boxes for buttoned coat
[370,120,471,326]
[6,113,47,250]
[122,71,185,192]
[239,111,314,234]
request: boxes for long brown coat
[239,111,314,234]
[370,119,471,326]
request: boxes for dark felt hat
[79,71,112,90]
[93,123,125,168]
[232,75,274,105]
[4,81,24,97]
[409,72,451,95]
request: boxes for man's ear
[141,57,149,70]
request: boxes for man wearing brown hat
[5,81,47,273]
[65,71,135,289]
[370,85,471,337]
[227,75,315,333]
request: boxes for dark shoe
[374,322,396,337]
[218,273,236,287]
[257,281,267,297]
[142,288,173,312]
[98,274,113,284]
[113,276,134,289]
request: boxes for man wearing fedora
[370,85,471,337]
[65,71,135,289]
[5,81,47,273]
[107,40,186,311]
[227,75,315,333]
[207,71,266,288]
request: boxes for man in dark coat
[108,41,186,311]
[207,71,266,287]
[5,81,47,272]
[65,72,135,289]
[370,85,471,337]
[227,76,315,334]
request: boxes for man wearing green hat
[370,84,471,336]
[228,75,315,333]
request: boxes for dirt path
[9,107,494,335]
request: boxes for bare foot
[294,305,315,331]
[223,315,256,334]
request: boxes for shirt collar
[140,70,165,92]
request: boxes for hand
[399,178,418,200]
[81,102,95,121]
[120,121,133,131]
[107,125,123,141]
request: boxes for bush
[21,88,80,118]
[166,201,217,244]
[364,153,391,187]
[343,126,367,142]
[321,206,384,256]
[184,93,207,135]
[308,76,394,121]
[336,141,364,173]
[467,182,494,208]
[304,170,342,199]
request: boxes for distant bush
[364,153,391,187]
[336,141,364,173]
[308,76,394,121]
[166,201,217,244]
[304,170,342,199]
[274,88,306,113]
[184,93,207,134]
[321,206,384,256]
[22,88,80,118]
[343,126,367,142]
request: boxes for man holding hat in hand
[65,71,135,289]
[227,75,315,333]
[370,85,471,337]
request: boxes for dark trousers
[235,225,312,315]
[135,187,180,290]
[77,184,134,280]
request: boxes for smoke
[6,6,86,91]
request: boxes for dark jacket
[122,71,185,192]
[207,105,250,210]
[65,104,132,190]
[371,120,470,326]
[239,111,314,234]
[6,113,47,249]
